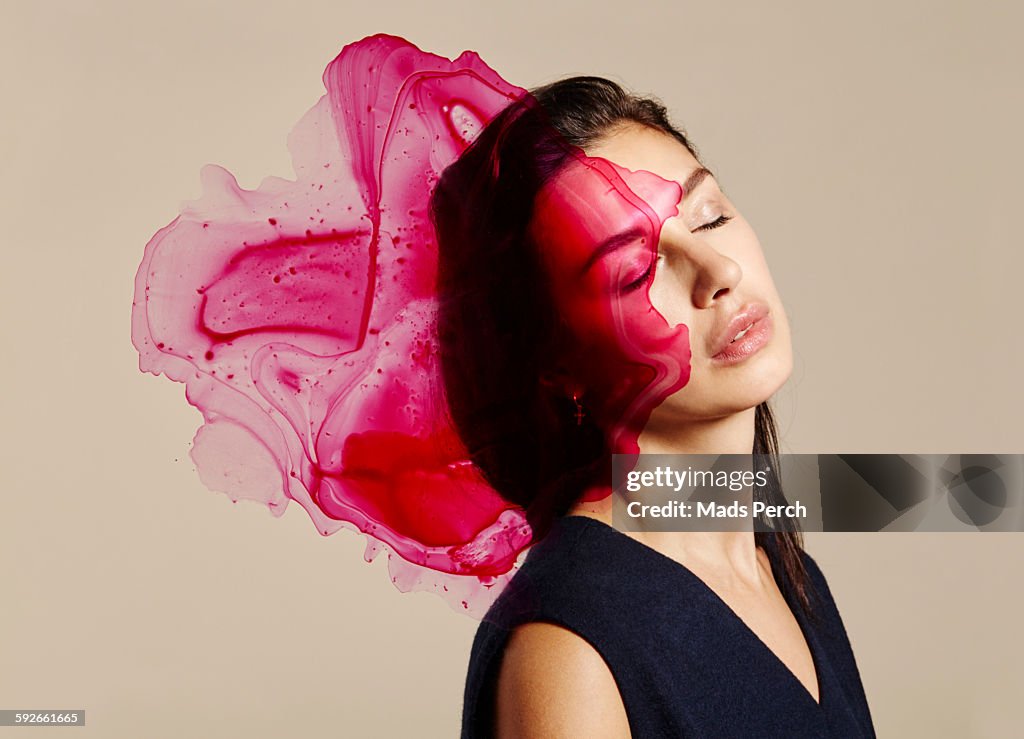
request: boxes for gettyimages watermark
[610,454,1024,532]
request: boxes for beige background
[2,1,1021,737]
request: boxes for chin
[737,347,793,406]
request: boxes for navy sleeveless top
[462,515,875,738]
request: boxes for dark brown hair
[431,77,814,614]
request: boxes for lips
[709,302,770,358]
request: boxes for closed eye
[622,257,658,293]
[696,214,733,232]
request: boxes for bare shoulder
[494,621,631,738]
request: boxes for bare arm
[494,622,631,739]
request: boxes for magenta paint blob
[131,34,692,615]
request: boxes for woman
[432,77,875,737]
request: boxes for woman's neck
[566,407,763,583]
[636,406,757,455]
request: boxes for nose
[691,244,742,308]
[661,225,743,308]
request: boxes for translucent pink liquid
[131,34,690,614]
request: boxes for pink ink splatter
[131,34,690,615]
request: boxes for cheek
[555,285,692,419]
[555,267,677,354]
[646,271,695,339]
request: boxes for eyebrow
[682,167,713,198]
[579,226,647,274]
[579,167,714,275]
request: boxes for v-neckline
[560,515,825,709]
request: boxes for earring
[572,390,585,427]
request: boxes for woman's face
[530,123,792,440]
